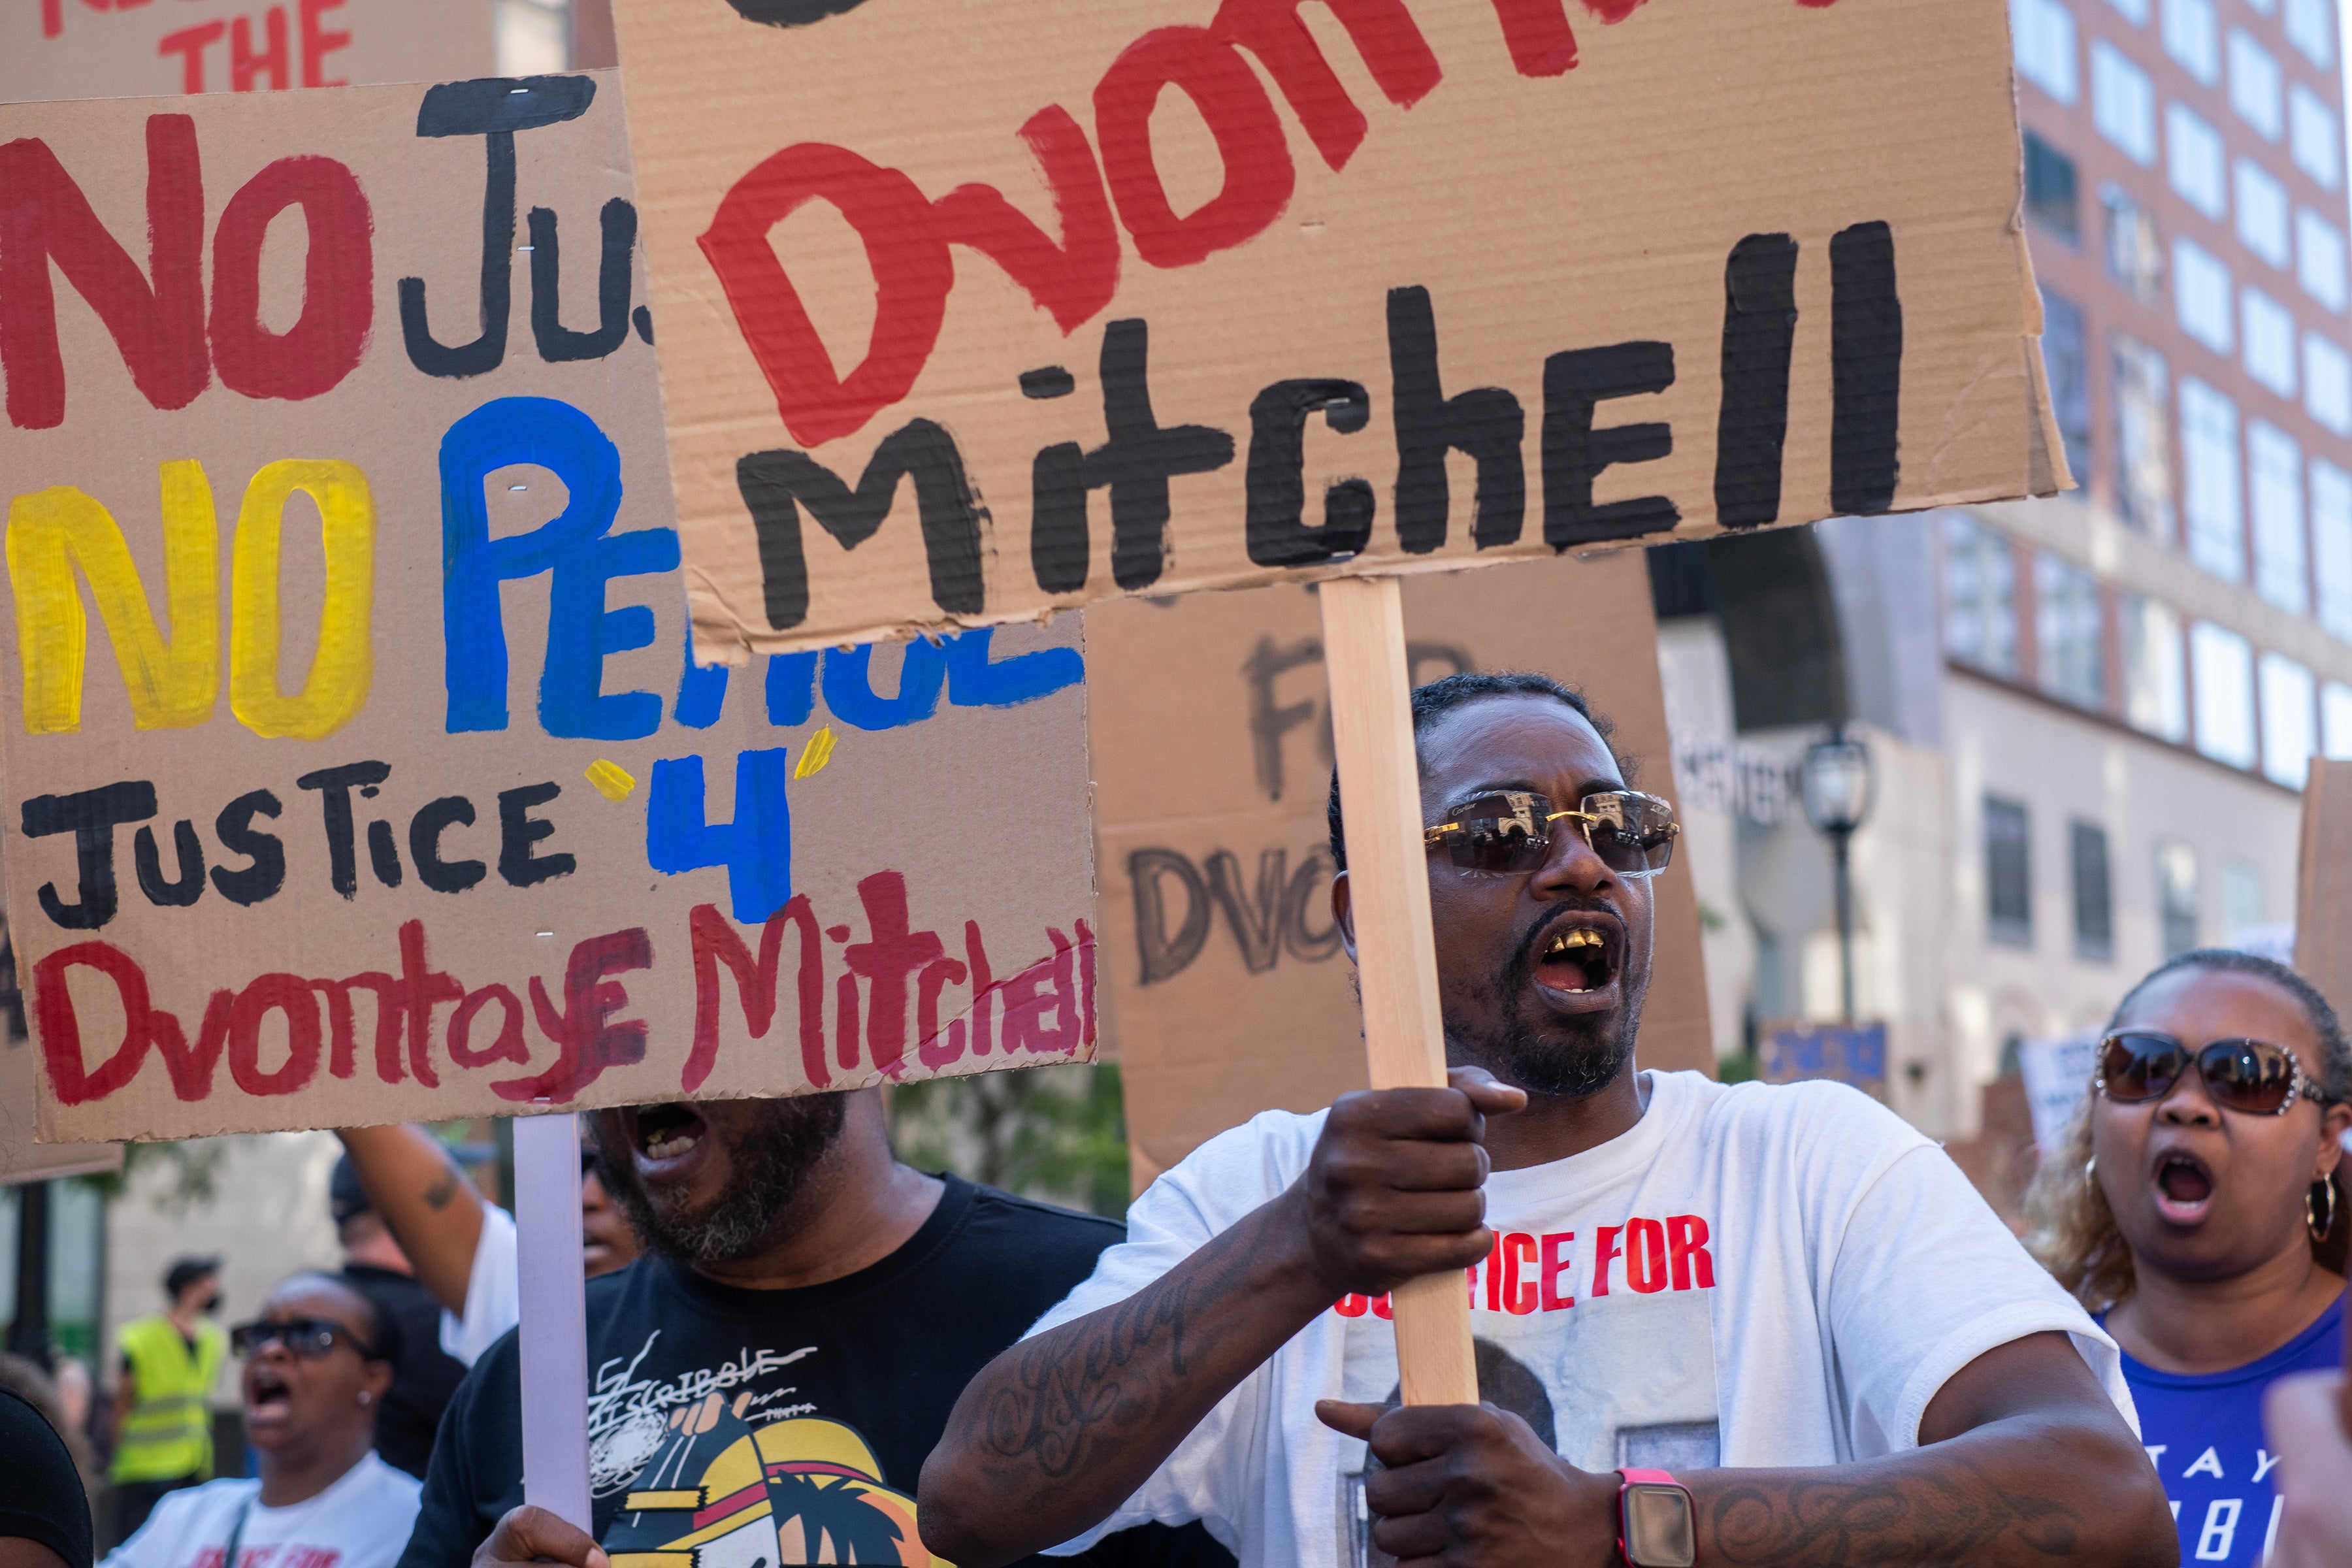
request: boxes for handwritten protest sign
[607,0,2063,661]
[1,0,495,105]
[1,75,1097,1145]
[1093,552,1711,1183]
[5,954,120,1180]
[2300,760,2352,1027]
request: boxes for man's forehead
[1418,696,1620,788]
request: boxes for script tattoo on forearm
[1707,1458,2088,1567]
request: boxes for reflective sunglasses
[2095,1030,2330,1117]
[1422,790,1678,879]
[230,1316,380,1361]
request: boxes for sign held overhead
[609,0,2066,659]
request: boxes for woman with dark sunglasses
[2027,948,2352,1568]
[100,1274,421,1568]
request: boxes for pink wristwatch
[1616,1468,1697,1568]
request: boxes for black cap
[163,1257,220,1298]
[329,1155,371,1226]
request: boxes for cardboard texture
[2298,760,2352,1028]
[3,0,495,105]
[0,76,1096,1144]
[5,928,122,1180]
[606,0,2062,661]
[1093,552,1710,1182]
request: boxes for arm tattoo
[1707,1455,2088,1567]
[424,1169,459,1210]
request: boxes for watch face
[1624,1484,1697,1568]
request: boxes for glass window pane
[2323,679,2352,759]
[2163,0,2220,82]
[1944,514,2020,676]
[2112,333,2177,538]
[2042,289,2092,482]
[2297,208,2349,312]
[2106,184,2168,302]
[2175,238,2236,351]
[2315,458,2352,640]
[2234,157,2291,267]
[2026,132,2082,245]
[2259,651,2317,787]
[2286,0,2335,66]
[2191,619,2258,768]
[2157,840,2201,958]
[1986,796,2034,946]
[2242,287,2298,395]
[2229,29,2285,139]
[2016,0,2083,101]
[2168,103,2229,216]
[2305,333,2352,434]
[2096,39,2159,161]
[2181,377,2245,580]
[2071,820,2114,961]
[2247,419,2308,613]
[2291,86,2343,189]
[2036,554,2107,707]
[2123,596,2190,742]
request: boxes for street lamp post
[7,1179,52,1371]
[1801,725,1876,1024]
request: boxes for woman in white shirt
[102,1273,421,1568]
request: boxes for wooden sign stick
[515,1110,593,1530]
[1319,575,1480,1407]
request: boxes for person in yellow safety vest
[108,1258,227,1544]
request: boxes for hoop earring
[2310,1179,2338,1243]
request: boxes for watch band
[1617,1468,1696,1568]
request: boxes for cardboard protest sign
[0,74,1096,1145]
[4,911,122,1180]
[606,0,2063,661]
[2,0,495,105]
[2298,760,2352,1026]
[1094,551,1710,1181]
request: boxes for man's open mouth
[1529,912,1622,1002]
[2151,1149,2216,1223]
[625,1103,709,1166]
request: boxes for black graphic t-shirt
[399,1176,1226,1568]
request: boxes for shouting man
[400,1088,1230,1568]
[921,674,2176,1567]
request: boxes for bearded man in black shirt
[400,1090,1225,1568]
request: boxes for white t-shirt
[441,1202,521,1367]
[1029,1071,2136,1567]
[101,1453,421,1568]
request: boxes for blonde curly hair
[2025,949,2352,1311]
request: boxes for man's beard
[593,1095,847,1267]
[1446,932,1644,1098]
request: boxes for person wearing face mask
[101,1274,421,1568]
[2026,949,2351,1568]
[109,1259,228,1542]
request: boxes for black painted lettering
[1541,341,1679,548]
[21,781,155,930]
[1245,378,1375,568]
[135,821,206,908]
[1130,848,1211,985]
[211,789,286,907]
[1388,285,1524,552]
[297,760,393,900]
[498,781,575,888]
[530,197,636,363]
[410,796,488,893]
[1831,220,1903,515]
[1714,233,1799,529]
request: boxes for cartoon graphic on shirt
[602,1413,943,1567]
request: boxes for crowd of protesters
[2,674,2351,1567]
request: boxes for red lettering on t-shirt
[1501,1232,1537,1315]
[1666,1214,1716,1291]
[1540,1230,1575,1310]
[1625,1218,1669,1293]
[1593,1226,1622,1297]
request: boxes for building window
[2286,0,2342,64]
[2221,859,2267,940]
[2043,290,2093,483]
[2181,378,2245,579]
[2175,239,2236,351]
[2095,40,2159,162]
[2167,103,2229,216]
[2108,0,2149,21]
[2291,86,2344,189]
[2163,0,2220,80]
[2236,159,2291,267]
[2229,30,2285,139]
[2306,333,2352,433]
[2112,334,2177,539]
[1986,796,2034,947]
[2191,619,2259,768]
[2105,184,2167,302]
[2242,288,2300,395]
[2123,596,2191,741]
[2260,651,2317,786]
[2323,679,2352,757]
[2071,821,2115,962]
[2157,840,2202,957]
[2014,0,2082,101]
[2249,421,2308,613]
[2286,0,2337,69]
[495,0,568,74]
[2317,459,2352,640]
[2025,133,2080,245]
[2037,554,2107,707]
[1944,514,2020,676]
[2300,210,2350,312]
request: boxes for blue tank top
[2111,1294,2344,1567]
